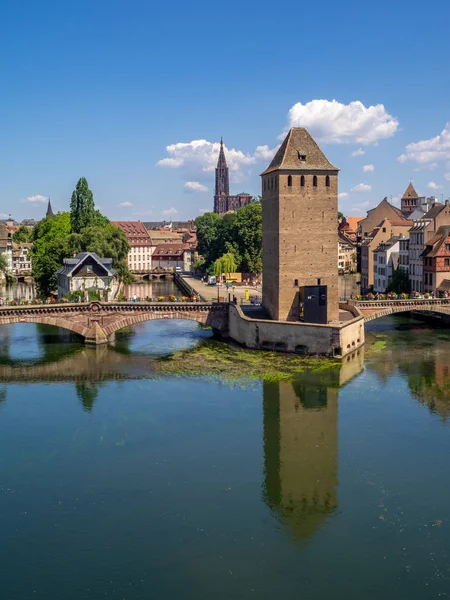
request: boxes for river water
[0,314,449,599]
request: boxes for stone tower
[261,128,339,322]
[214,138,230,213]
[401,182,419,217]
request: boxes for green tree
[232,202,262,274]
[387,267,410,294]
[70,177,96,233]
[338,211,344,220]
[31,212,72,297]
[12,225,32,243]
[68,223,132,283]
[0,252,9,278]
[195,212,222,264]
[213,252,237,277]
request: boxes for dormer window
[297,151,306,161]
[87,265,93,273]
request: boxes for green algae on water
[152,339,342,383]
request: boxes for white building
[12,242,32,276]
[57,252,118,300]
[111,221,153,273]
[373,237,400,293]
[398,236,409,275]
[0,224,13,278]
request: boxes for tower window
[326,175,330,187]
[263,179,266,191]
[275,176,277,189]
[313,175,318,187]
[297,152,306,161]
[300,175,305,187]
[288,175,292,187]
[271,177,274,190]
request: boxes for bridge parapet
[0,301,229,344]
[353,298,450,322]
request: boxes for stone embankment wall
[228,303,364,357]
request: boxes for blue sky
[2,0,450,221]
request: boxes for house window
[382,227,386,233]
[313,175,318,187]
[445,258,450,267]
[87,265,93,273]
[294,279,299,286]
[287,175,292,187]
[446,244,450,251]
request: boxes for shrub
[355,294,362,301]
[168,295,177,302]
[424,292,431,298]
[387,292,397,300]
[158,296,165,302]
[400,292,408,299]
[379,293,386,300]
[366,292,375,300]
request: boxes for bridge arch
[360,304,450,323]
[0,314,88,338]
[102,310,210,336]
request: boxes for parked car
[175,267,183,273]
[207,276,217,285]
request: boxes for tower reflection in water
[262,351,364,542]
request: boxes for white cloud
[351,183,372,193]
[119,201,133,207]
[254,144,280,161]
[184,181,208,193]
[157,139,256,184]
[427,181,442,190]
[413,162,438,172]
[398,122,450,164]
[21,194,48,204]
[338,192,349,199]
[390,195,401,206]
[157,139,279,186]
[363,164,374,172]
[161,207,178,216]
[285,99,399,144]
[445,173,450,181]
[351,148,366,157]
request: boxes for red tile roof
[112,221,152,246]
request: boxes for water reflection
[124,279,179,299]
[76,381,104,412]
[365,315,450,421]
[263,377,339,542]
[0,282,35,302]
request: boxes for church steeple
[46,198,54,218]
[214,138,230,213]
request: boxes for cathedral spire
[217,137,228,169]
[214,137,230,213]
[46,198,54,218]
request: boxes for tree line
[195,201,262,275]
[31,177,131,298]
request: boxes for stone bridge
[353,298,450,322]
[0,301,229,344]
